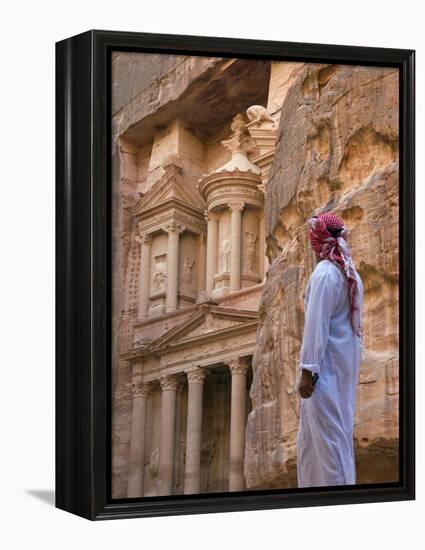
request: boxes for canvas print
[111,53,399,498]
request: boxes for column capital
[130,382,152,397]
[160,373,180,391]
[228,356,250,375]
[164,221,186,235]
[204,209,219,222]
[140,383,152,397]
[228,200,245,213]
[185,366,208,384]
[135,229,153,245]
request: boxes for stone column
[197,233,207,298]
[205,210,219,297]
[229,201,244,292]
[137,232,153,320]
[228,357,249,491]
[127,381,151,497]
[184,367,208,494]
[158,373,179,495]
[164,222,185,313]
[258,213,266,281]
[173,380,186,491]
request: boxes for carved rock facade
[111,54,295,498]
[111,55,399,498]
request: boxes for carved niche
[219,237,231,273]
[242,230,258,273]
[180,256,195,290]
[151,253,167,293]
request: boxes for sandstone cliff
[245,64,399,488]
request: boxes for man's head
[307,212,346,260]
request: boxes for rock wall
[245,64,399,488]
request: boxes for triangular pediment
[137,166,205,214]
[151,305,259,350]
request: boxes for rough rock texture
[112,53,270,142]
[245,64,399,488]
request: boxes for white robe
[296,259,364,488]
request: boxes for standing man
[296,212,364,488]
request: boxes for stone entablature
[123,303,259,381]
[131,283,263,349]
[199,174,264,211]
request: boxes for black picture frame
[56,29,415,521]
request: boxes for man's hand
[298,369,315,399]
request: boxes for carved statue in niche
[152,254,167,292]
[230,113,246,133]
[243,231,258,272]
[222,113,256,156]
[219,237,230,272]
[148,448,159,478]
[201,439,216,466]
[181,256,195,289]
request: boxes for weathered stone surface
[112,52,185,115]
[112,55,270,144]
[245,64,399,488]
[111,55,400,498]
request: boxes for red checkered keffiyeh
[308,212,363,338]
